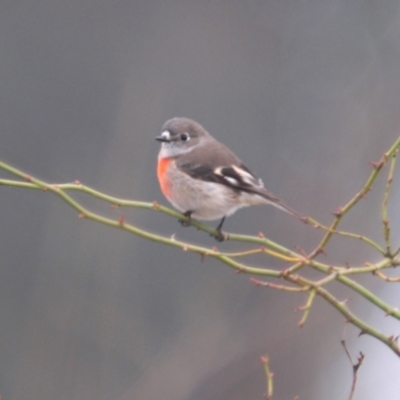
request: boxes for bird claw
[212,229,227,242]
[179,211,227,241]
[179,211,193,227]
[179,218,191,227]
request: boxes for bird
[155,117,304,241]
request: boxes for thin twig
[341,340,365,400]
[261,355,274,400]
[297,289,316,327]
[382,149,398,256]
[307,136,400,259]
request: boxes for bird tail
[257,187,307,223]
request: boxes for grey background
[1,1,400,399]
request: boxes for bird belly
[160,161,268,220]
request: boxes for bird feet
[180,212,228,242]
[179,211,193,227]
[212,217,227,242]
[212,228,227,242]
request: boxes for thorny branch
[341,339,365,400]
[1,135,400,398]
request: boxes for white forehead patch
[161,130,171,140]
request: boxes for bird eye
[180,133,189,142]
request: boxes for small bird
[156,117,304,241]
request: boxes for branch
[261,355,274,400]
[1,134,400,360]
[341,340,365,400]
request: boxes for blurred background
[1,1,400,399]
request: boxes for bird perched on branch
[156,117,304,241]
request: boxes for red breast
[157,157,173,198]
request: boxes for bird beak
[155,135,170,142]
